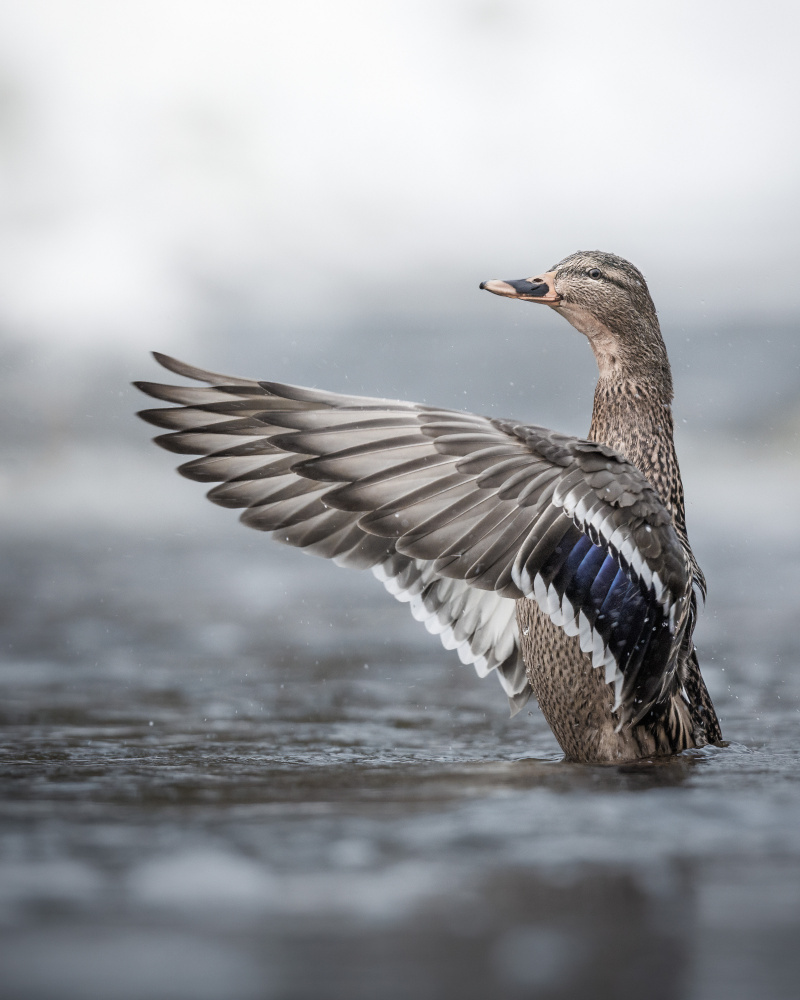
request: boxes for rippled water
[2,525,799,1000]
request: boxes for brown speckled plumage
[517,381,700,761]
[135,249,721,764]
[511,251,720,760]
[517,602,692,760]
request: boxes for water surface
[1,527,799,1000]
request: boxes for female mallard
[136,250,721,763]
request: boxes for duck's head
[481,250,669,388]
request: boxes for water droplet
[522,626,530,636]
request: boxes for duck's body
[136,250,721,762]
[519,376,714,760]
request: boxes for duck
[135,250,722,763]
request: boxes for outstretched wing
[136,353,695,725]
[135,355,529,709]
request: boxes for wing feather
[136,353,700,723]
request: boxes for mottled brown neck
[588,377,686,530]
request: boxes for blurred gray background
[1,3,800,1000]
[1,0,798,537]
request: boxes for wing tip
[147,352,255,386]
[151,352,198,378]
[508,686,532,717]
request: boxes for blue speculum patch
[536,526,669,702]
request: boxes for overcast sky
[0,0,798,355]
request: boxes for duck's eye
[587,268,602,279]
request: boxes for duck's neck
[588,376,686,529]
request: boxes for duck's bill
[480,270,561,304]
